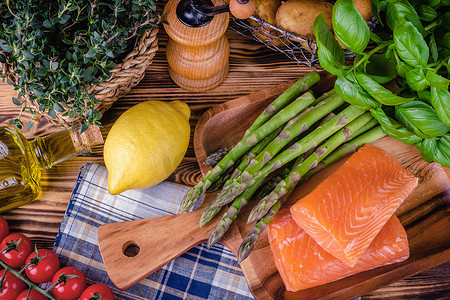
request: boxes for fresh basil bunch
[0,0,160,132]
[313,0,449,167]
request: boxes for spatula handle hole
[123,240,140,257]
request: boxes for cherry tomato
[0,269,26,299]
[51,267,86,300]
[15,289,47,300]
[25,249,60,283]
[0,234,33,268]
[80,284,115,300]
[0,217,9,242]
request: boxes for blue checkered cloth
[53,163,254,300]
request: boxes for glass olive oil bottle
[0,123,103,213]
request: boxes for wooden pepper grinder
[164,0,255,92]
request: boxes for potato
[354,0,374,22]
[255,0,282,24]
[249,0,283,46]
[275,0,333,40]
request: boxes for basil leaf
[395,60,413,79]
[429,30,438,62]
[394,20,429,68]
[313,14,347,76]
[417,4,438,22]
[406,68,428,91]
[443,12,450,30]
[426,69,450,89]
[395,101,450,138]
[371,0,385,25]
[356,73,414,105]
[386,1,426,36]
[431,87,450,126]
[417,90,432,104]
[416,135,450,167]
[335,76,381,108]
[423,0,440,7]
[360,53,397,84]
[332,0,370,54]
[370,108,422,144]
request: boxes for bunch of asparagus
[179,71,388,262]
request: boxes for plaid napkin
[53,163,254,300]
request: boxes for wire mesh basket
[229,15,377,67]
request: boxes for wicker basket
[0,28,159,127]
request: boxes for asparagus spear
[179,90,317,213]
[230,126,284,180]
[200,128,283,223]
[310,125,388,176]
[247,111,373,223]
[237,195,285,263]
[237,125,388,262]
[211,93,346,206]
[241,93,346,184]
[212,105,368,208]
[206,163,296,245]
[205,177,264,243]
[243,71,321,138]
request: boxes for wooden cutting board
[97,74,450,299]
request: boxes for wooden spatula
[97,198,245,291]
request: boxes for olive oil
[0,123,102,212]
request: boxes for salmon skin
[290,144,417,267]
[268,209,410,292]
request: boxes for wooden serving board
[97,74,450,299]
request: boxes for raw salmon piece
[290,144,417,267]
[268,209,410,292]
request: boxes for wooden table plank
[0,28,448,299]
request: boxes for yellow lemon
[104,100,191,194]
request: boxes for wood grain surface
[0,27,449,299]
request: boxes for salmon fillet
[290,144,417,267]
[268,209,410,292]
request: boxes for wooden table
[0,29,449,299]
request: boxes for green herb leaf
[335,76,381,108]
[395,101,450,138]
[356,52,397,84]
[26,121,34,130]
[59,14,70,24]
[394,20,429,68]
[356,73,414,106]
[431,87,450,126]
[386,1,426,36]
[48,109,57,119]
[80,123,89,133]
[417,4,438,22]
[0,39,12,52]
[53,102,65,113]
[370,108,422,145]
[42,20,52,28]
[395,60,414,79]
[406,68,428,91]
[85,49,96,58]
[426,70,450,89]
[371,0,385,25]
[313,13,347,76]
[416,135,450,166]
[332,0,370,54]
